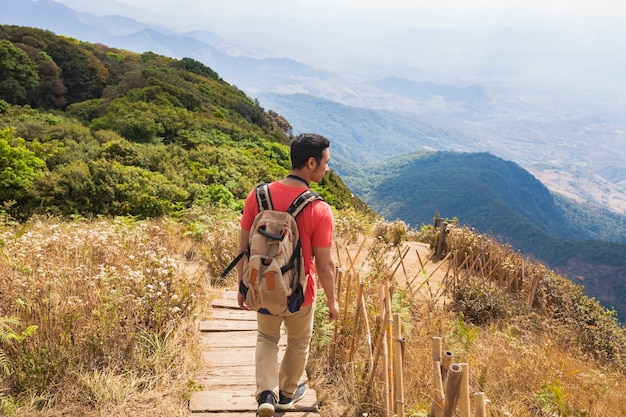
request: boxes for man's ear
[306,156,317,169]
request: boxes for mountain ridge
[5,0,626,215]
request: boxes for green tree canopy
[0,40,39,104]
[0,127,46,202]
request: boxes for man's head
[290,133,331,183]
[290,133,330,169]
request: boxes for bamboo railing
[331,237,490,417]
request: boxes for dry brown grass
[0,210,239,416]
[2,211,625,417]
[307,219,626,417]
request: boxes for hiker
[236,133,339,417]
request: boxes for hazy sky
[108,0,626,30]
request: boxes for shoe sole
[257,403,275,417]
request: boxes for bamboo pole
[389,245,410,282]
[474,392,487,417]
[366,304,387,387]
[441,351,454,388]
[348,280,365,364]
[442,364,462,417]
[380,285,390,417]
[429,337,443,417]
[458,363,470,417]
[393,314,405,417]
[432,337,442,362]
[332,267,343,358]
[384,282,394,413]
[362,291,374,372]
[430,360,444,417]
[341,269,354,329]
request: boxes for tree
[0,40,39,104]
[0,128,46,202]
[45,38,108,104]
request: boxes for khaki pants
[255,302,315,400]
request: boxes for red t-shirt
[240,182,334,306]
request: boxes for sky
[106,0,626,31]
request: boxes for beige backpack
[222,183,321,316]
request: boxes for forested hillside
[346,151,626,320]
[0,25,361,220]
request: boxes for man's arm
[236,228,250,310]
[313,245,339,321]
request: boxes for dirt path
[335,239,450,298]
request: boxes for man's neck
[285,172,310,188]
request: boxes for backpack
[221,183,321,316]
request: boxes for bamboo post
[442,364,462,417]
[458,363,471,417]
[385,282,394,413]
[393,314,405,417]
[474,392,487,417]
[432,337,442,362]
[341,269,354,329]
[429,337,443,417]
[332,267,343,358]
[441,351,454,387]
[362,291,373,372]
[348,280,365,363]
[435,221,448,258]
[380,285,390,417]
[430,361,444,417]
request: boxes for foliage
[0,39,39,104]
[451,280,512,325]
[0,317,37,417]
[0,127,46,202]
[0,25,361,222]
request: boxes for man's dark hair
[290,133,330,169]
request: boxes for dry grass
[307,219,626,417]
[0,209,239,416]
[1,211,625,417]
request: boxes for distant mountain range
[3,0,626,217]
[3,0,626,319]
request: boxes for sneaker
[257,390,275,417]
[276,383,307,411]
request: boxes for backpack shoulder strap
[287,190,322,218]
[255,182,272,212]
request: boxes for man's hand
[326,299,339,321]
[238,291,250,311]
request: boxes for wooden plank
[199,319,257,332]
[189,387,318,413]
[200,330,287,348]
[210,308,257,321]
[202,346,257,367]
[212,298,240,309]
[195,365,256,386]
[202,347,288,367]
[201,331,258,348]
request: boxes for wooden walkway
[188,290,321,416]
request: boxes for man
[237,133,339,417]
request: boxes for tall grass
[0,208,239,416]
[306,217,626,417]
[1,209,625,416]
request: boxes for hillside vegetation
[0,25,625,417]
[345,151,626,321]
[0,25,361,220]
